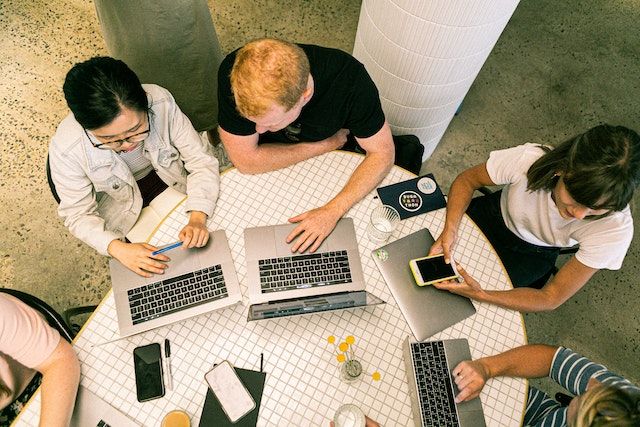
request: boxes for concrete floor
[1,0,637,400]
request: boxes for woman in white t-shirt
[429,124,640,312]
[0,294,80,426]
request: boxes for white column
[353,0,520,159]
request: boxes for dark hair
[62,56,148,130]
[527,124,640,212]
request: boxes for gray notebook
[371,228,476,340]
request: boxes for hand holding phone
[133,343,165,402]
[205,360,256,423]
[409,254,459,286]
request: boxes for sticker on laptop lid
[374,249,389,261]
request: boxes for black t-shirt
[217,44,386,144]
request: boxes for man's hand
[320,128,350,151]
[287,205,343,253]
[108,239,169,277]
[429,226,457,263]
[452,359,490,403]
[432,264,485,300]
[180,211,209,248]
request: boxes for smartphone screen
[205,361,255,422]
[415,255,457,284]
[133,343,165,402]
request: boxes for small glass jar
[333,403,366,427]
[340,359,363,382]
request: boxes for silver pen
[164,338,173,391]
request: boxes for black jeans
[466,190,559,288]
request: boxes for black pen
[165,339,173,391]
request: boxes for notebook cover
[198,367,266,427]
[376,173,446,220]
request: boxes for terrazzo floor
[1,0,638,407]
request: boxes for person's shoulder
[300,43,359,67]
[489,143,546,170]
[144,83,171,102]
[50,112,84,153]
[220,47,240,71]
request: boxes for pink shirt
[0,294,60,409]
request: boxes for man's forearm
[231,141,336,174]
[325,150,393,215]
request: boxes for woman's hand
[429,226,458,264]
[180,211,209,248]
[432,264,486,300]
[107,239,169,277]
[452,359,491,403]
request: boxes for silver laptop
[403,337,486,427]
[371,228,476,340]
[244,218,384,319]
[110,230,242,337]
[71,385,141,427]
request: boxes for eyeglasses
[85,112,150,150]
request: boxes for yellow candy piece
[338,342,349,352]
[345,335,355,345]
[327,335,336,344]
[336,353,346,363]
[372,371,381,381]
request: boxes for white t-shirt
[486,143,633,270]
[0,294,60,409]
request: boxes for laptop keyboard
[411,341,459,427]
[127,265,228,325]
[258,250,352,293]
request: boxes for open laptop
[371,228,476,340]
[71,385,141,427]
[244,218,385,320]
[110,230,242,337]
[403,337,486,427]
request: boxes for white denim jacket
[49,84,220,256]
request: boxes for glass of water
[366,205,400,244]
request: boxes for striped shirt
[118,142,153,180]
[523,347,639,426]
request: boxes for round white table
[16,151,527,426]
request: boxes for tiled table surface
[16,151,526,426]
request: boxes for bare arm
[287,122,395,252]
[218,126,348,174]
[453,344,558,402]
[434,257,598,312]
[36,338,81,427]
[429,163,496,263]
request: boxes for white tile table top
[15,151,526,427]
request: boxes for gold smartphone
[409,254,459,286]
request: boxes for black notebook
[376,173,446,220]
[198,367,266,427]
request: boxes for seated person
[0,294,80,426]
[50,57,220,277]
[217,38,395,253]
[453,344,640,426]
[429,125,639,312]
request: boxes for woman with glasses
[49,56,220,277]
[429,125,640,312]
[452,344,639,426]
